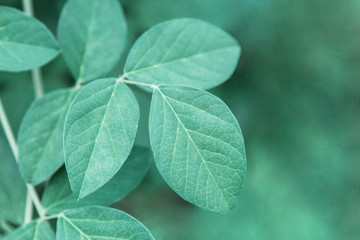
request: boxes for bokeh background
[0,0,359,239]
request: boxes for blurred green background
[0,0,359,239]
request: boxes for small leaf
[64,78,139,199]
[149,85,246,214]
[17,89,76,185]
[58,0,127,83]
[3,220,55,240]
[124,18,240,90]
[0,6,59,72]
[42,146,151,214]
[56,206,154,240]
[0,138,26,225]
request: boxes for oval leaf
[0,6,59,72]
[58,0,127,83]
[56,206,154,240]
[149,85,246,214]
[42,146,151,214]
[64,78,139,199]
[3,220,55,240]
[0,138,26,225]
[17,89,76,185]
[124,18,240,90]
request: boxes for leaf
[57,0,127,83]
[0,6,59,72]
[3,220,55,240]
[0,137,26,225]
[41,146,151,214]
[56,206,154,240]
[64,78,140,199]
[17,89,76,185]
[124,18,240,90]
[149,85,246,214]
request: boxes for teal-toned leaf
[149,85,246,214]
[0,137,26,225]
[56,206,154,240]
[0,6,59,72]
[17,89,76,185]
[42,146,151,214]
[3,220,55,240]
[124,18,240,90]
[64,78,140,199]
[58,0,127,83]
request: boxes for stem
[31,68,44,98]
[1,98,35,222]
[20,0,46,223]
[74,80,83,90]
[26,185,46,219]
[117,75,158,89]
[0,219,14,234]
[22,0,34,16]
[0,96,46,220]
[22,0,44,99]
[0,98,18,160]
[41,214,59,221]
[24,194,33,224]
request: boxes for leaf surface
[149,85,246,214]
[124,18,240,90]
[64,78,139,199]
[58,0,127,83]
[0,138,26,225]
[0,6,59,72]
[56,206,154,240]
[18,89,76,185]
[3,220,55,240]
[42,146,151,214]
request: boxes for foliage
[0,0,246,239]
[0,6,59,72]
[1,0,359,239]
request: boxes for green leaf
[42,146,151,214]
[58,0,127,83]
[17,89,76,185]
[0,137,26,225]
[56,206,154,240]
[64,78,140,199]
[149,85,246,214]
[124,18,240,90]
[3,220,55,240]
[0,6,59,72]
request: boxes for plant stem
[0,219,14,234]
[117,75,158,89]
[26,184,46,218]
[22,0,34,16]
[24,194,33,224]
[31,68,44,98]
[41,214,59,221]
[20,0,45,223]
[22,0,44,99]
[0,98,18,160]
[0,96,46,220]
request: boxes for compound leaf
[58,0,127,83]
[3,220,55,240]
[0,138,26,225]
[56,206,154,240]
[64,78,139,199]
[149,85,246,214]
[17,89,76,185]
[124,18,240,90]
[42,146,151,214]
[0,6,59,72]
